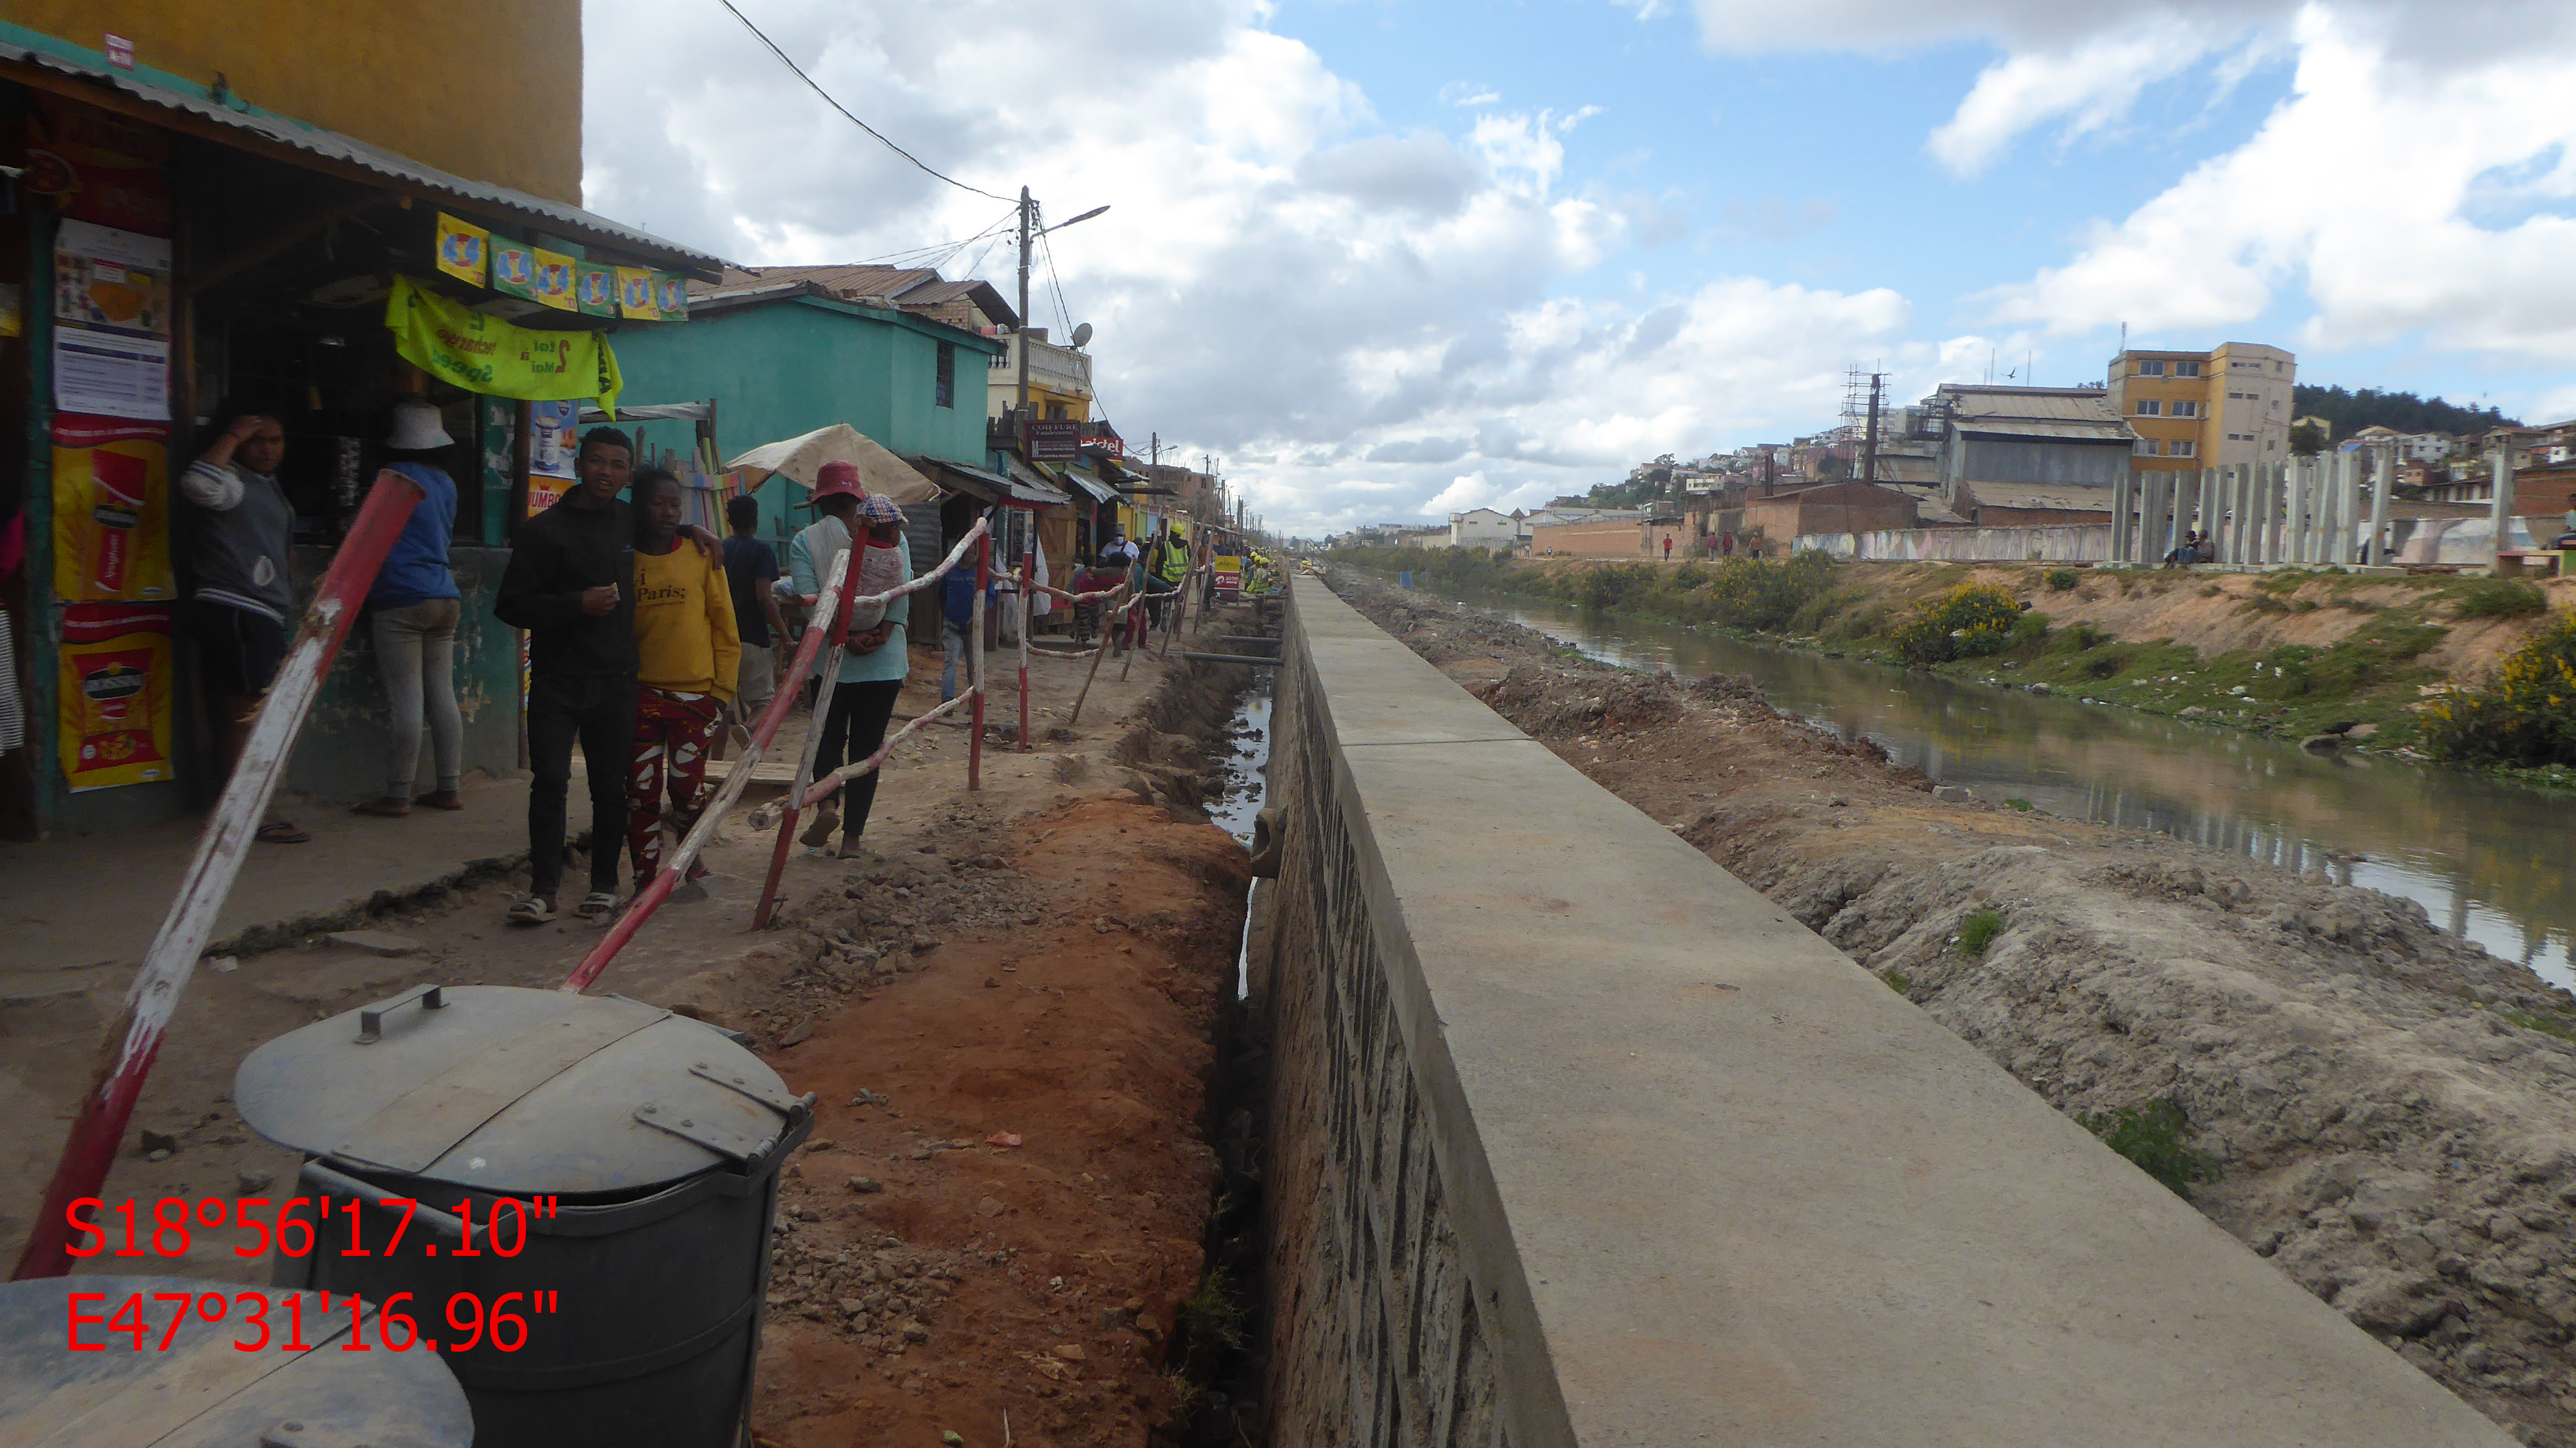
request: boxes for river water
[1417,583,2575,991]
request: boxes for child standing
[626,467,740,896]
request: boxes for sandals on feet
[506,896,556,927]
[576,891,619,923]
[255,820,310,844]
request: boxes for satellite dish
[1070,321,1093,349]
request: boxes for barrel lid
[233,986,804,1196]
[0,1275,472,1447]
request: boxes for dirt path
[2,631,1259,1447]
[1334,570,2576,1448]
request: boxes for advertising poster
[616,266,660,321]
[58,602,176,791]
[383,276,622,416]
[26,96,172,234]
[576,264,618,317]
[54,219,170,336]
[527,398,579,513]
[653,272,688,319]
[531,247,578,311]
[489,236,538,302]
[1213,555,1242,591]
[51,415,172,602]
[435,213,490,286]
[55,328,169,420]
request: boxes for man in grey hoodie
[181,412,304,843]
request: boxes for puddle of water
[1415,581,2576,992]
[1205,687,1275,1001]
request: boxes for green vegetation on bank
[1326,546,2576,768]
[2081,1099,2222,1200]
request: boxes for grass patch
[2044,569,2080,591]
[2004,797,2034,812]
[2080,1098,2221,1200]
[1178,1264,1248,1353]
[2501,1007,2576,1041]
[1958,908,2004,957]
[2449,578,2550,620]
[1882,968,1912,993]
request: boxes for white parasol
[722,423,941,505]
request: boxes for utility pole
[1858,372,1883,486]
[1015,185,1034,420]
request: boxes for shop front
[0,43,722,839]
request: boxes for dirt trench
[1335,569,2576,1448]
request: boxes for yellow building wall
[13,0,582,203]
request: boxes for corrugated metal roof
[1056,468,1119,505]
[1957,418,2136,441]
[1941,386,2124,426]
[692,266,1018,328]
[6,43,724,277]
[917,457,1069,508]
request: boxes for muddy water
[1208,685,1275,1002]
[1426,584,2576,991]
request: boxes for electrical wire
[717,0,1012,203]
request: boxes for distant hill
[2294,385,2519,440]
[1581,476,1668,508]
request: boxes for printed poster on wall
[616,266,660,320]
[435,213,489,286]
[527,398,579,512]
[51,415,172,602]
[58,601,176,791]
[26,96,172,234]
[531,247,578,311]
[653,273,688,319]
[54,328,169,420]
[54,219,170,336]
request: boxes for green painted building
[607,281,1005,539]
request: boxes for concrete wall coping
[1285,574,2512,1446]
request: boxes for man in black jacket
[495,427,715,925]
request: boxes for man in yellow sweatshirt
[625,467,741,896]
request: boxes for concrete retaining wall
[1795,522,2110,561]
[1252,573,2513,1446]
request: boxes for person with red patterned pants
[624,468,740,899]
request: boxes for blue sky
[587,0,2576,533]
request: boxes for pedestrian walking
[791,489,912,857]
[180,409,306,843]
[353,399,464,818]
[939,561,992,705]
[1662,534,1673,561]
[495,426,716,926]
[623,467,740,898]
[716,492,788,755]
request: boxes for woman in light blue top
[355,399,466,818]
[789,487,911,856]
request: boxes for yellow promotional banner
[384,275,621,416]
[59,601,176,791]
[434,212,489,286]
[616,266,660,320]
[531,247,578,311]
[50,415,172,602]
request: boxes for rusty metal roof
[4,42,726,278]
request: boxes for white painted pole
[2111,471,2133,564]
[2488,440,2519,572]
[2369,443,2396,566]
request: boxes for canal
[1422,582,2576,991]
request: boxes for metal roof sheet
[1957,418,2136,441]
[6,44,724,277]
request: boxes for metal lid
[0,1275,471,1447]
[234,986,806,1196]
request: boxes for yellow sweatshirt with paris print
[631,542,741,702]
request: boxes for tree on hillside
[2292,385,2518,439]
[2290,420,2327,456]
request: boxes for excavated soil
[1337,570,2576,1448]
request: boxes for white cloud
[1926,16,2233,177]
[1983,12,2576,363]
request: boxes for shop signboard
[384,276,621,416]
[576,263,618,317]
[616,266,661,320]
[50,415,172,602]
[58,601,176,791]
[489,235,539,303]
[1213,554,1242,591]
[435,213,490,286]
[531,247,579,311]
[1025,419,1082,461]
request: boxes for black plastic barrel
[234,985,813,1447]
[0,1274,472,1447]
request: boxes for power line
[716,0,1012,203]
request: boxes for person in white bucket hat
[351,397,466,819]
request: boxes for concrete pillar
[2228,465,2251,565]
[2259,462,2284,565]
[2368,443,2395,565]
[2168,470,2195,561]
[2162,471,2185,560]
[2199,467,2218,557]
[2338,450,2363,565]
[2319,453,2346,566]
[2145,472,2171,563]
[2489,441,2519,570]
[2111,471,2134,563]
[2290,458,2314,564]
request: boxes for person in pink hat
[788,468,912,856]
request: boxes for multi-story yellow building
[2105,343,2296,476]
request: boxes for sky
[583,0,2576,536]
